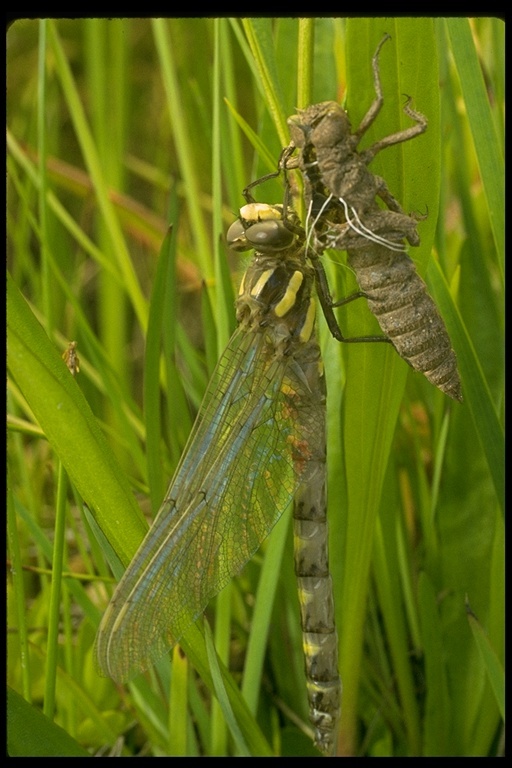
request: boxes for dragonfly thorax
[237,254,317,347]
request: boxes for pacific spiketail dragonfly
[96,187,341,754]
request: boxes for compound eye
[226,219,250,251]
[244,220,295,252]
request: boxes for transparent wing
[96,323,320,682]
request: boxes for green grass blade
[168,646,189,755]
[151,19,214,285]
[446,19,504,275]
[8,687,91,757]
[46,20,148,332]
[466,600,505,721]
[338,17,440,752]
[204,622,251,756]
[241,19,289,146]
[179,623,273,756]
[428,259,504,512]
[418,573,451,755]
[144,226,175,509]
[241,506,292,715]
[296,19,314,108]
[7,272,147,566]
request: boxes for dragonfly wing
[96,324,319,682]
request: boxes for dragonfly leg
[310,250,392,345]
[353,33,390,141]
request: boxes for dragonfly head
[227,203,300,254]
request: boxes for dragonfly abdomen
[293,456,341,756]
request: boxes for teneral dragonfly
[96,200,341,755]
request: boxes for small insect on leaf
[62,341,80,377]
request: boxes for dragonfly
[96,191,341,755]
[283,34,462,402]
